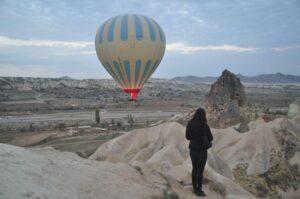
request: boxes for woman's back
[186,121,213,150]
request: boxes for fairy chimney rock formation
[205,69,246,128]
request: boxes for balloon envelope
[95,14,166,100]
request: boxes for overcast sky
[0,0,300,79]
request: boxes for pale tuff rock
[0,144,161,199]
[248,117,265,130]
[205,70,246,128]
[0,143,222,199]
[90,122,254,198]
[212,120,280,175]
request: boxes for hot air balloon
[95,14,166,100]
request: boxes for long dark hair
[191,108,207,126]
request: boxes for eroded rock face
[205,70,247,128]
[90,122,254,198]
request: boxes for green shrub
[208,181,227,197]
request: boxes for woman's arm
[206,125,213,142]
[186,123,192,140]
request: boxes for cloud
[78,43,258,55]
[0,36,93,49]
[2,35,299,56]
[0,63,60,78]
[0,63,110,79]
[79,50,96,55]
[166,42,257,54]
[271,45,300,51]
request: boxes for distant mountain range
[171,73,300,84]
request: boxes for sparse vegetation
[100,121,109,128]
[133,166,143,175]
[162,189,179,199]
[233,151,300,198]
[19,126,26,132]
[208,180,227,197]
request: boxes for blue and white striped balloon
[95,14,166,100]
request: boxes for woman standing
[186,108,213,197]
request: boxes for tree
[29,123,35,132]
[95,107,100,124]
[128,114,134,127]
[117,121,123,128]
[111,118,115,126]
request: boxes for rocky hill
[172,73,300,84]
[171,76,216,84]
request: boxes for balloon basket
[123,88,140,101]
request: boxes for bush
[19,126,26,132]
[56,123,66,131]
[111,119,115,126]
[116,121,123,128]
[134,166,143,175]
[29,123,35,132]
[100,121,109,128]
[235,121,250,133]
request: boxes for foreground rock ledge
[0,144,162,199]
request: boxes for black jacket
[186,120,213,151]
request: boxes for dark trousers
[190,150,207,191]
